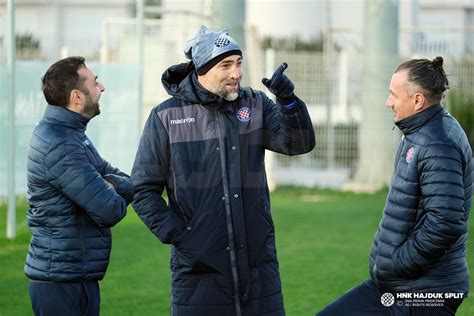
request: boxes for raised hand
[261,63,295,105]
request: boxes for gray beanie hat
[184,25,242,75]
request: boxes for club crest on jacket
[237,107,251,122]
[406,147,415,163]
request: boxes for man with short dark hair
[317,56,472,316]
[25,56,133,316]
[131,25,315,315]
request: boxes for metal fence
[267,50,474,188]
[267,50,360,185]
[2,1,474,195]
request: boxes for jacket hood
[395,103,443,135]
[161,61,241,107]
[43,105,90,131]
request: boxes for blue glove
[104,174,135,205]
[261,62,296,105]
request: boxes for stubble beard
[218,81,239,101]
[83,94,101,118]
[224,91,239,101]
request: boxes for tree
[129,0,162,19]
[16,33,41,59]
[262,34,323,52]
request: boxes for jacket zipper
[215,108,242,316]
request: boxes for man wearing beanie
[131,25,315,316]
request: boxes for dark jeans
[29,280,100,316]
[316,279,464,316]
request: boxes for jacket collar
[395,103,443,135]
[43,105,90,131]
[161,61,243,110]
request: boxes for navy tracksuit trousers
[29,280,100,316]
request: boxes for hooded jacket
[369,104,472,293]
[25,105,132,282]
[131,62,315,315]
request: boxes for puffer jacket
[369,104,472,293]
[25,105,132,282]
[131,61,315,315]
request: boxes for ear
[413,92,426,111]
[67,89,84,112]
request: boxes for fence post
[6,0,16,239]
[264,48,277,191]
[136,0,144,131]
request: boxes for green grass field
[1,188,473,315]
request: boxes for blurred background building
[1,0,474,196]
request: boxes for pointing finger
[272,62,288,78]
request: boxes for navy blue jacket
[131,62,315,315]
[370,104,472,293]
[25,105,132,282]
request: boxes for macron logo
[170,117,196,125]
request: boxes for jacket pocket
[171,214,222,276]
[171,243,220,276]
